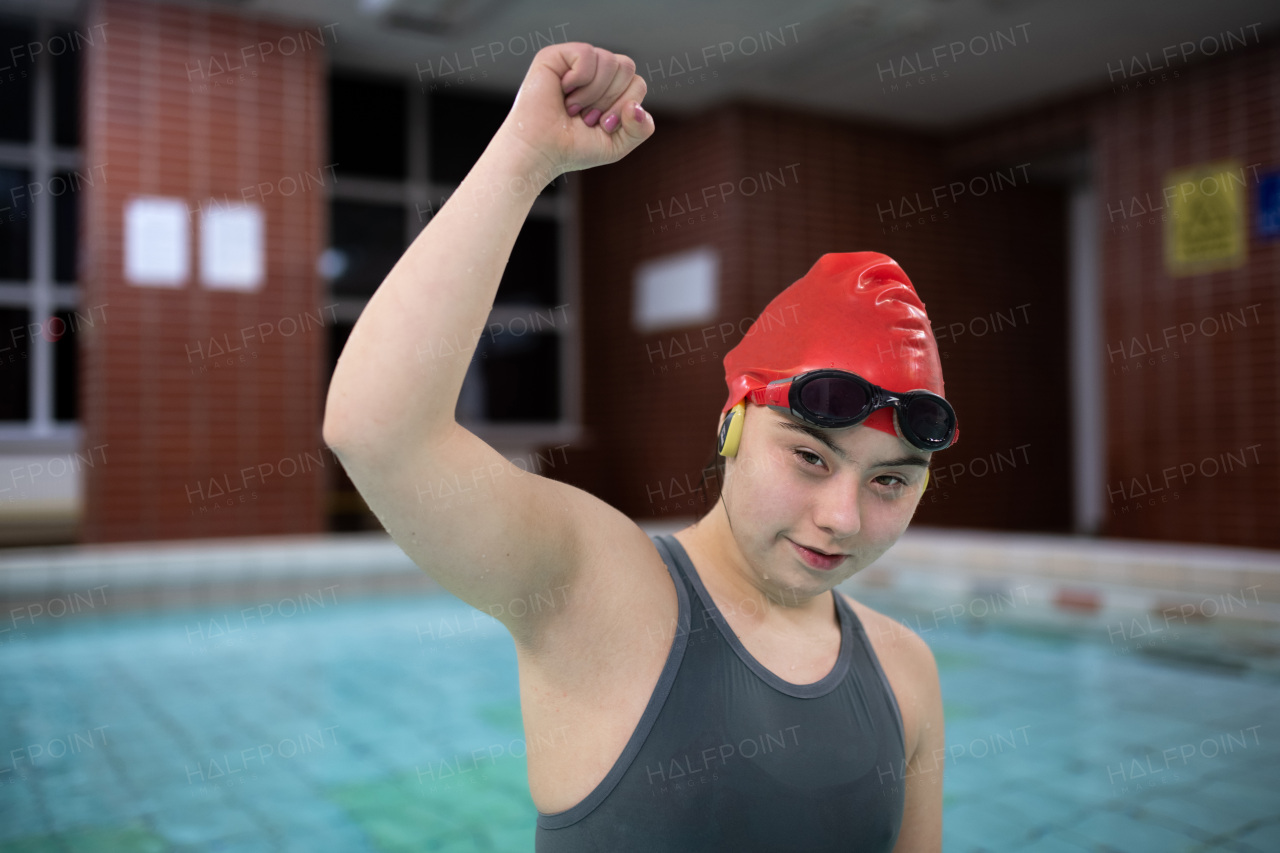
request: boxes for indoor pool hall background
[3,0,1280,850]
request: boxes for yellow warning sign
[1165,161,1247,275]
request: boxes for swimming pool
[1,585,1277,852]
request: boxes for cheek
[863,490,917,536]
[729,450,806,522]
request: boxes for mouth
[786,538,846,571]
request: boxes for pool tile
[941,824,997,853]
[984,786,1087,828]
[252,811,374,853]
[178,832,278,853]
[1069,809,1207,850]
[1011,829,1096,852]
[1139,788,1266,838]
[1194,779,1280,827]
[1024,770,1117,810]
[0,838,65,853]
[944,799,1041,848]
[150,794,262,846]
[1235,818,1280,851]
[49,824,168,853]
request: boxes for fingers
[556,42,597,98]
[565,48,636,126]
[584,54,635,127]
[602,77,652,139]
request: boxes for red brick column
[80,0,330,542]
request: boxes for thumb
[616,100,655,147]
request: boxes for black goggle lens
[797,376,871,420]
[902,397,953,445]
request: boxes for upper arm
[327,422,636,647]
[891,633,945,853]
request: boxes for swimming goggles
[746,369,957,451]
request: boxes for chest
[711,602,845,685]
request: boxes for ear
[718,402,746,457]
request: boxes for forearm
[323,129,556,454]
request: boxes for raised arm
[322,43,654,645]
[325,43,650,451]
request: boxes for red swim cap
[722,252,956,445]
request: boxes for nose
[812,479,861,541]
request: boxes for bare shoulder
[839,591,942,760]
[839,591,936,670]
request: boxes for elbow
[321,389,351,449]
[322,408,377,455]
[322,379,369,452]
[321,417,349,452]
[322,418,388,465]
[323,413,454,461]
[322,391,366,453]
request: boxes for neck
[674,499,833,628]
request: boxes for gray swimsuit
[534,534,908,852]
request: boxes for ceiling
[8,0,1280,129]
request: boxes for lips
[787,538,845,571]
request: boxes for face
[717,403,931,593]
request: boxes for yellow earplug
[718,401,746,457]
[922,469,930,491]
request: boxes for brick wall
[571,102,1070,530]
[80,0,329,542]
[568,40,1278,549]
[1093,40,1279,546]
[944,40,1280,547]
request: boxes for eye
[793,448,826,469]
[874,474,908,488]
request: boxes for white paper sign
[633,246,719,333]
[201,204,264,291]
[124,197,189,287]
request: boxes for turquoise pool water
[1,586,1277,852]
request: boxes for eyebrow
[775,420,930,469]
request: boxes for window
[0,166,32,279]
[329,199,406,297]
[0,306,31,421]
[329,76,406,181]
[325,71,576,443]
[0,17,84,442]
[51,31,80,147]
[0,22,34,143]
[426,88,558,196]
[468,329,561,422]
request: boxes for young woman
[324,42,951,852]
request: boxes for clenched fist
[500,42,654,181]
